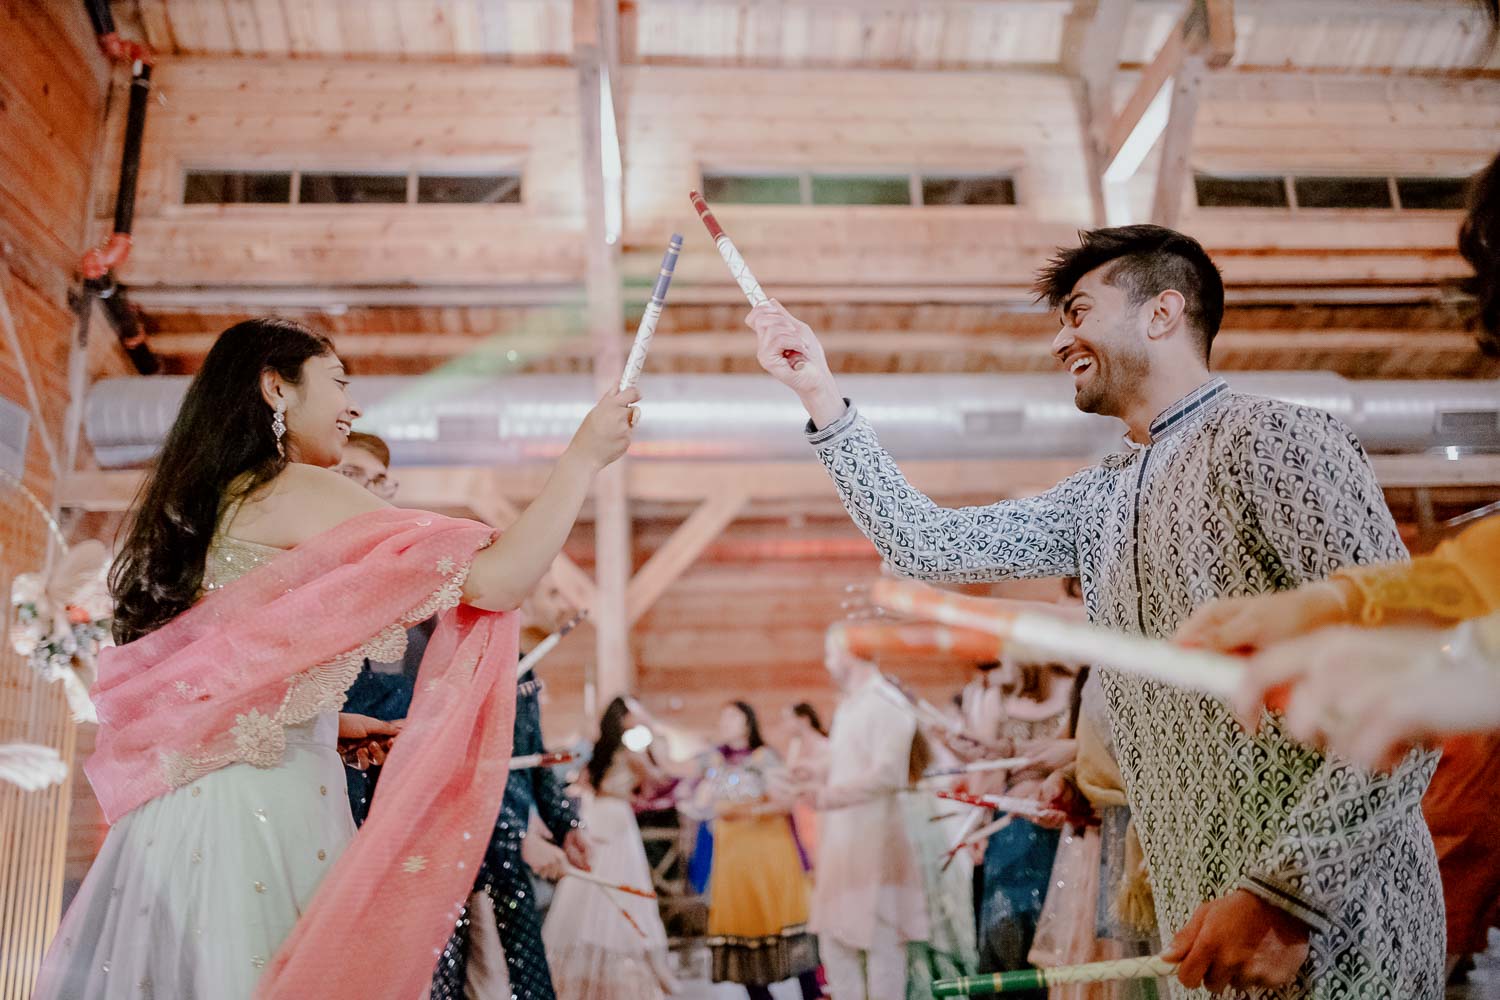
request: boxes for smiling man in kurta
[746,224,1444,1000]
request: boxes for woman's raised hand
[567,387,641,472]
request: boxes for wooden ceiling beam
[626,490,748,624]
[144,329,1487,362]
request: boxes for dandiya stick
[563,866,658,900]
[619,234,683,392]
[508,749,581,771]
[517,611,587,678]
[941,814,1013,870]
[874,579,1244,702]
[872,676,963,734]
[936,789,1060,822]
[933,955,1176,996]
[837,621,1003,663]
[919,757,1032,781]
[688,189,806,370]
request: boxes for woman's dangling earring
[272,400,287,457]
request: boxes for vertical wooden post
[1150,49,1206,228]
[577,0,632,712]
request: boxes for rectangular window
[183,170,292,204]
[416,173,522,204]
[921,175,1016,206]
[1193,174,1288,208]
[1292,176,1393,210]
[1395,176,1469,211]
[810,174,911,206]
[701,173,802,205]
[298,172,409,205]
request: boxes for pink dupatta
[84,508,519,999]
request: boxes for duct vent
[962,409,1025,435]
[436,414,501,443]
[1436,409,1500,445]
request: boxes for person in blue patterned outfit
[745,225,1443,1000]
[430,664,589,1000]
[333,431,425,824]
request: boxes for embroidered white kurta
[806,379,1444,1000]
[811,674,929,951]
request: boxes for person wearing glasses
[333,432,425,823]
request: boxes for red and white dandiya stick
[874,579,1244,702]
[563,866,658,900]
[619,233,683,392]
[937,788,1062,823]
[508,749,580,771]
[688,189,806,370]
[517,611,587,679]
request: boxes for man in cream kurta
[810,636,929,1000]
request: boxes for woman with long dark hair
[543,696,678,998]
[698,700,823,1000]
[35,318,639,1000]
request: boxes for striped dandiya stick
[936,788,1061,822]
[508,748,581,771]
[517,611,587,678]
[563,866,658,900]
[688,189,807,370]
[933,956,1177,996]
[619,233,683,392]
[873,579,1245,702]
[837,620,1003,664]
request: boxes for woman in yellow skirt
[698,701,823,1000]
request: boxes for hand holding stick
[689,190,806,371]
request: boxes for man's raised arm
[747,300,1088,583]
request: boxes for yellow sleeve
[1333,516,1500,624]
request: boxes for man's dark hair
[345,430,391,467]
[1458,149,1500,357]
[1033,224,1225,363]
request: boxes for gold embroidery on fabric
[158,539,475,789]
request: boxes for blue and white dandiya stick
[619,234,683,392]
[933,955,1176,996]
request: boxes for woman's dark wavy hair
[587,696,633,791]
[110,318,334,643]
[727,700,766,751]
[1459,149,1500,357]
[791,701,827,738]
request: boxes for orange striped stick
[873,579,1244,701]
